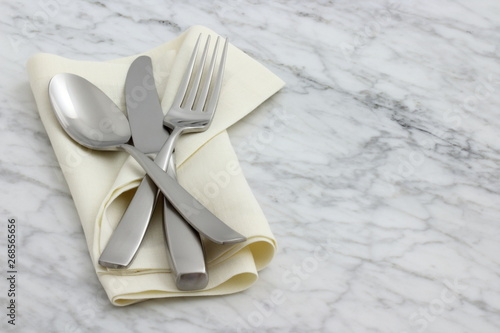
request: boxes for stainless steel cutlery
[48,34,245,289]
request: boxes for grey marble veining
[1,0,500,332]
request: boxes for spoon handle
[119,143,247,245]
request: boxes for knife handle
[98,175,159,269]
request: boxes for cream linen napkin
[27,26,285,306]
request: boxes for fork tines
[175,34,229,114]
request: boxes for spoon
[48,73,246,245]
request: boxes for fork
[156,34,243,288]
[161,35,228,163]
[158,34,232,240]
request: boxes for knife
[99,56,208,290]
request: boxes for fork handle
[162,154,207,290]
[155,129,208,289]
[155,126,182,169]
[154,127,207,289]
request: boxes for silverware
[48,73,245,246]
[161,34,231,288]
[100,55,208,290]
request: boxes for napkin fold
[27,26,285,306]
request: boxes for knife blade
[99,56,208,290]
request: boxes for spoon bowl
[49,73,131,150]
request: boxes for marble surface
[1,0,500,332]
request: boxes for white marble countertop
[1,0,500,332]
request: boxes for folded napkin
[27,25,285,306]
